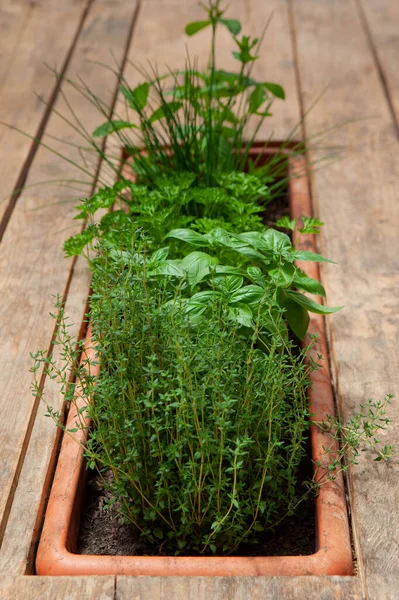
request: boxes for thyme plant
[34,246,314,554]
[32,247,395,555]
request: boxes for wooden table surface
[0,1,398,598]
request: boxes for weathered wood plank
[290,1,399,599]
[0,0,91,229]
[116,576,363,600]
[0,1,33,85]
[0,256,91,575]
[0,0,139,570]
[0,575,115,600]
[357,0,399,133]
[245,0,302,140]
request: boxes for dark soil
[77,469,154,557]
[263,190,291,230]
[77,451,315,558]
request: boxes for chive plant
[91,0,295,189]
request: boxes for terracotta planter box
[36,147,353,577]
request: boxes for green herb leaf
[232,35,258,64]
[185,20,211,36]
[184,290,222,323]
[247,266,262,280]
[187,290,220,304]
[148,247,170,268]
[292,250,336,264]
[275,216,297,231]
[230,285,265,305]
[220,126,236,138]
[149,260,185,278]
[286,291,343,315]
[180,251,218,287]
[299,216,324,235]
[270,262,295,287]
[237,231,263,248]
[216,275,244,294]
[219,18,242,36]
[221,107,239,124]
[213,70,237,84]
[283,299,310,340]
[260,229,292,254]
[263,82,285,99]
[149,101,183,124]
[254,110,272,117]
[63,224,98,257]
[165,229,209,247]
[74,180,129,220]
[92,120,138,138]
[180,251,217,270]
[119,82,150,112]
[214,265,245,276]
[153,528,164,540]
[249,85,266,114]
[294,271,326,297]
[228,303,253,328]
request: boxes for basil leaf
[292,250,336,264]
[165,229,209,247]
[294,272,326,297]
[284,300,310,340]
[286,291,343,315]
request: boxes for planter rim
[36,149,353,577]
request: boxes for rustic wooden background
[0,1,398,598]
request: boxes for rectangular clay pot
[35,147,353,577]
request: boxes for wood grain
[357,0,399,133]
[0,255,91,575]
[2,1,396,598]
[116,576,363,600]
[0,0,91,227]
[0,0,138,569]
[0,1,33,85]
[244,0,302,141]
[290,1,399,599]
[0,575,115,600]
